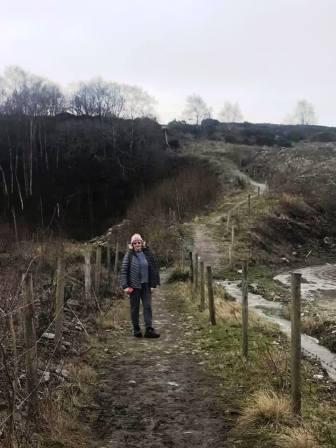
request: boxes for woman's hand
[124,287,134,294]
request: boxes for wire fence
[0,239,121,447]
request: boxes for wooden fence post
[55,255,65,350]
[248,194,251,217]
[84,248,92,306]
[114,241,119,284]
[257,186,261,197]
[231,224,235,247]
[207,266,216,325]
[228,244,233,270]
[291,272,302,415]
[106,242,111,277]
[200,261,205,311]
[194,253,199,299]
[242,261,248,358]
[180,241,184,270]
[95,246,102,297]
[8,313,18,395]
[22,273,37,416]
[226,211,231,234]
[189,251,193,282]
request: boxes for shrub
[167,268,190,283]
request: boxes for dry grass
[238,390,292,429]
[257,346,290,391]
[96,300,129,329]
[39,397,88,448]
[66,362,97,386]
[282,305,325,337]
[215,297,241,321]
[277,427,320,448]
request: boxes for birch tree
[284,99,317,125]
[182,94,211,125]
[219,101,243,122]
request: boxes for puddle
[217,279,336,381]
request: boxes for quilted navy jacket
[119,247,160,289]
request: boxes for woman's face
[132,240,142,252]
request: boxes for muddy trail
[89,285,234,448]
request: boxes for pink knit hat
[130,233,143,244]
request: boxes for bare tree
[1,66,65,116]
[120,84,156,119]
[68,78,125,117]
[182,94,211,125]
[219,101,243,122]
[284,99,317,125]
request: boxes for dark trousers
[129,283,152,330]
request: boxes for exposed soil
[89,286,235,448]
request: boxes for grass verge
[163,280,336,447]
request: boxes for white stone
[42,332,55,340]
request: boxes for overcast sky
[1,0,335,125]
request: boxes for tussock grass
[215,298,241,321]
[238,390,292,429]
[96,298,129,330]
[276,427,320,448]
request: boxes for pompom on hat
[130,233,143,244]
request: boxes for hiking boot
[133,328,142,338]
[144,327,160,338]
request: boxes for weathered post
[95,245,102,297]
[226,211,231,234]
[180,240,184,270]
[229,244,233,270]
[189,251,194,283]
[207,266,216,325]
[22,273,37,416]
[248,194,251,217]
[231,224,235,248]
[106,242,111,276]
[114,241,119,283]
[242,261,248,359]
[55,255,65,350]
[84,248,92,306]
[8,313,18,393]
[194,253,199,299]
[200,260,205,311]
[291,272,302,415]
[257,186,261,197]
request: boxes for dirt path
[90,285,233,448]
[192,222,226,272]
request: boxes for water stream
[217,278,336,381]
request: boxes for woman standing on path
[119,233,160,338]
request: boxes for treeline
[0,114,172,239]
[0,66,156,119]
[167,119,336,148]
[0,67,175,240]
